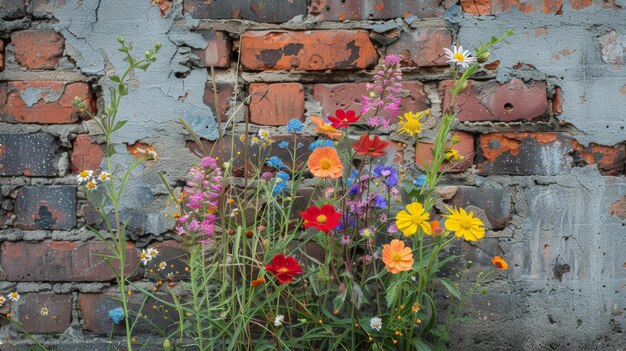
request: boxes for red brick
[249,83,304,126]
[570,0,618,9]
[0,81,95,124]
[609,196,626,220]
[572,142,625,176]
[440,79,548,122]
[415,132,474,172]
[386,28,452,67]
[184,0,307,22]
[79,292,177,334]
[203,82,233,122]
[313,81,429,125]
[241,30,378,71]
[14,293,72,333]
[14,186,76,230]
[192,30,231,68]
[1,241,139,281]
[313,0,446,20]
[71,134,104,174]
[552,86,563,115]
[0,39,5,72]
[460,0,565,14]
[11,30,65,69]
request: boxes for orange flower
[491,256,509,270]
[429,221,443,236]
[310,116,343,140]
[381,239,414,274]
[251,277,266,287]
[307,147,343,179]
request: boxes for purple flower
[372,194,387,209]
[373,164,398,187]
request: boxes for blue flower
[272,171,291,196]
[297,142,304,148]
[267,156,288,169]
[278,140,289,149]
[414,175,427,188]
[286,119,304,133]
[336,216,356,231]
[372,194,387,209]
[108,307,124,325]
[308,140,336,151]
[372,164,398,187]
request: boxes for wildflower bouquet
[147,31,514,351]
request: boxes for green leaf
[413,338,436,351]
[438,277,461,300]
[351,282,364,310]
[332,291,347,313]
[118,83,128,96]
[109,75,121,83]
[104,144,116,157]
[112,120,128,132]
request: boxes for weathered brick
[446,186,512,230]
[386,28,452,67]
[572,142,625,176]
[203,82,233,122]
[31,0,66,18]
[460,0,564,15]
[241,30,378,71]
[71,134,103,174]
[440,79,548,122]
[0,0,26,19]
[416,132,474,172]
[11,30,65,69]
[609,196,626,220]
[0,39,5,72]
[570,0,620,9]
[192,30,231,68]
[0,81,95,124]
[79,292,177,334]
[313,0,446,20]
[14,186,76,230]
[552,86,563,115]
[0,133,60,176]
[147,241,189,281]
[249,83,304,126]
[184,0,307,22]
[478,133,574,175]
[1,241,139,281]
[14,293,72,333]
[313,81,429,125]
[462,238,504,269]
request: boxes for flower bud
[163,339,172,351]
[477,52,490,63]
[117,36,125,43]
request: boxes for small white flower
[7,292,20,302]
[443,45,477,71]
[411,276,417,282]
[258,129,270,139]
[0,296,6,306]
[139,249,153,265]
[76,170,93,184]
[86,179,98,191]
[370,317,382,331]
[158,261,167,271]
[147,247,159,258]
[98,171,111,182]
[274,314,285,327]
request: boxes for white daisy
[98,171,111,182]
[76,170,93,184]
[86,179,98,191]
[147,247,159,258]
[7,292,20,302]
[274,314,285,327]
[370,317,382,331]
[443,45,477,70]
[139,249,153,265]
[158,261,167,271]
[0,295,6,306]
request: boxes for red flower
[301,204,342,233]
[352,134,390,158]
[327,109,360,129]
[265,254,304,284]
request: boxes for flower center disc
[453,53,465,62]
[316,214,328,223]
[319,159,332,170]
[278,267,289,273]
[460,219,472,230]
[392,253,403,262]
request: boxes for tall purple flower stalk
[176,157,222,244]
[362,55,403,128]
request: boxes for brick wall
[0,0,624,350]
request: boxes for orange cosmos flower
[310,116,343,140]
[491,256,509,270]
[381,239,414,274]
[251,277,266,287]
[307,147,343,179]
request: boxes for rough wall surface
[0,0,624,350]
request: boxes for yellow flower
[443,207,485,241]
[397,111,426,136]
[445,148,464,161]
[40,307,49,316]
[0,296,6,306]
[395,202,430,237]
